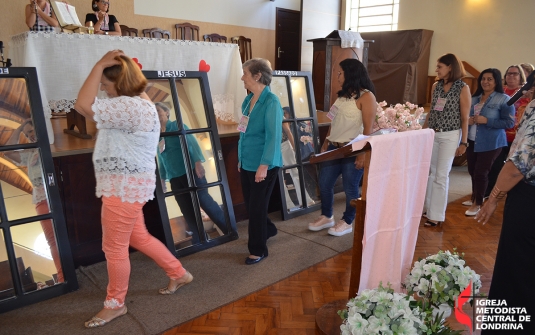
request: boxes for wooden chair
[142,28,171,39]
[231,36,252,63]
[120,25,138,37]
[203,33,227,43]
[175,23,200,41]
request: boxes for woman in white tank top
[308,58,377,237]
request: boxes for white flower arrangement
[403,250,482,308]
[339,283,428,335]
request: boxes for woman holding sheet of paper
[85,0,121,36]
[25,0,59,32]
[308,58,376,237]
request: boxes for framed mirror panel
[0,68,77,313]
[144,71,237,257]
[271,71,321,220]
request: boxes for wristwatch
[460,142,469,147]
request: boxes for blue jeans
[319,144,364,224]
[170,174,228,244]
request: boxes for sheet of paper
[348,134,370,145]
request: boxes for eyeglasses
[506,72,520,76]
[100,1,109,5]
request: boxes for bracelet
[490,186,507,200]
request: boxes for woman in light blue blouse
[476,99,535,334]
[464,68,515,216]
[237,58,283,265]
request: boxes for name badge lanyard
[237,98,257,133]
[433,83,455,112]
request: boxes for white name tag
[434,98,447,111]
[237,115,250,133]
[327,105,339,120]
[474,103,483,116]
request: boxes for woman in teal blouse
[238,58,283,265]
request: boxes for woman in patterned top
[423,53,471,227]
[476,99,535,334]
[75,50,192,328]
[25,0,59,32]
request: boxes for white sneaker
[465,206,480,216]
[328,220,353,236]
[462,200,473,206]
[308,215,334,231]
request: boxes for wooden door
[275,8,301,71]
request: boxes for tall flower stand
[311,146,370,334]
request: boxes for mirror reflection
[163,186,228,249]
[282,166,316,212]
[0,78,36,146]
[2,148,50,222]
[175,79,208,129]
[302,164,321,204]
[11,221,63,291]
[296,120,315,163]
[290,77,311,118]
[0,229,16,300]
[270,77,290,112]
[146,78,209,129]
[200,185,229,240]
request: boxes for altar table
[9,32,246,142]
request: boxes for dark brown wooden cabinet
[53,153,167,268]
[307,31,371,112]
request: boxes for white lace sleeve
[92,96,158,132]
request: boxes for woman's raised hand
[97,50,123,68]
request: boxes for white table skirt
[9,32,246,142]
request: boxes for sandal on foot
[159,271,193,295]
[424,220,441,227]
[84,306,127,328]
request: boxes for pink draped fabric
[351,129,434,293]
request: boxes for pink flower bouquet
[373,101,424,132]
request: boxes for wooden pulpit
[308,130,434,334]
[310,142,371,335]
[307,31,373,112]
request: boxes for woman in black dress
[85,0,121,36]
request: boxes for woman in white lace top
[75,50,193,329]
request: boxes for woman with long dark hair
[308,58,376,237]
[464,68,515,216]
[423,53,471,227]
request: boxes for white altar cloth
[351,129,434,293]
[9,32,246,142]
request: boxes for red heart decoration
[199,60,210,72]
[131,57,142,70]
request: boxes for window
[348,0,399,32]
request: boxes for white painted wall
[134,0,301,30]
[300,0,342,72]
[398,0,535,75]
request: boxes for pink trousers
[35,201,64,283]
[101,196,186,309]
